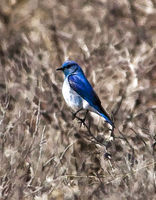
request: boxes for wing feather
[68,74,112,124]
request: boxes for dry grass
[0,0,156,199]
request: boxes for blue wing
[68,74,113,126]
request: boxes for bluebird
[57,60,114,127]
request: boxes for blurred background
[0,0,156,199]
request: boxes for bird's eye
[66,65,71,69]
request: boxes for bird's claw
[77,118,86,127]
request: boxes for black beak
[56,67,63,71]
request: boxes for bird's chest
[62,78,82,110]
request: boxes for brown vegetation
[0,0,156,199]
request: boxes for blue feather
[68,73,114,126]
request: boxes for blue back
[61,60,113,126]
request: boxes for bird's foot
[72,110,88,127]
[72,112,85,127]
[77,117,86,127]
[72,109,83,120]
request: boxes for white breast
[62,78,83,111]
[62,77,99,115]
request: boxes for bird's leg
[83,110,88,123]
[72,108,83,120]
[78,110,88,127]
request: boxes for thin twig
[24,101,41,159]
[60,159,156,183]
[130,127,147,146]
[74,115,111,148]
[59,140,77,161]
[42,156,55,169]
[36,125,46,174]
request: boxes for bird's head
[56,60,83,76]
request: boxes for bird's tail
[91,104,114,127]
[100,112,114,127]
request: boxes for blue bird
[57,60,114,127]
